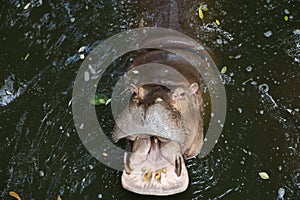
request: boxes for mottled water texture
[1,0,299,199]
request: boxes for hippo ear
[189,82,199,94]
[130,84,138,94]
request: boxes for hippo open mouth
[122,136,188,195]
[113,98,191,195]
[113,70,203,195]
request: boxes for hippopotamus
[112,0,210,196]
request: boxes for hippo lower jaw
[121,136,189,196]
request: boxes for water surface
[1,0,299,199]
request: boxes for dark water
[1,0,299,199]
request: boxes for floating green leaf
[91,94,109,105]
[258,171,270,180]
[198,4,204,19]
[284,16,288,21]
[221,66,227,74]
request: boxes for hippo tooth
[162,167,167,174]
[143,170,153,181]
[128,162,134,171]
[124,152,133,174]
[175,155,182,177]
[155,170,161,180]
[154,137,158,143]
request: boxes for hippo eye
[179,92,186,97]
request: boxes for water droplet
[79,123,84,129]
[250,81,257,86]
[278,187,285,198]
[216,39,223,44]
[39,170,44,176]
[264,30,273,38]
[238,108,243,113]
[284,9,290,15]
[259,110,264,115]
[235,54,242,59]
[293,29,300,35]
[258,83,269,93]
[246,66,252,72]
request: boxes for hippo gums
[112,0,211,196]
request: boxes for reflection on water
[1,0,299,199]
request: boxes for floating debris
[221,66,227,74]
[5,90,13,95]
[9,191,21,200]
[24,53,30,60]
[258,171,270,180]
[284,16,289,21]
[202,4,208,11]
[78,46,86,53]
[198,4,204,19]
[91,94,110,105]
[79,54,85,60]
[57,194,62,200]
[24,3,31,10]
[60,152,67,161]
[264,30,273,38]
[216,19,220,26]
[70,17,75,23]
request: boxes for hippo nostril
[175,154,182,177]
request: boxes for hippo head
[112,50,204,195]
